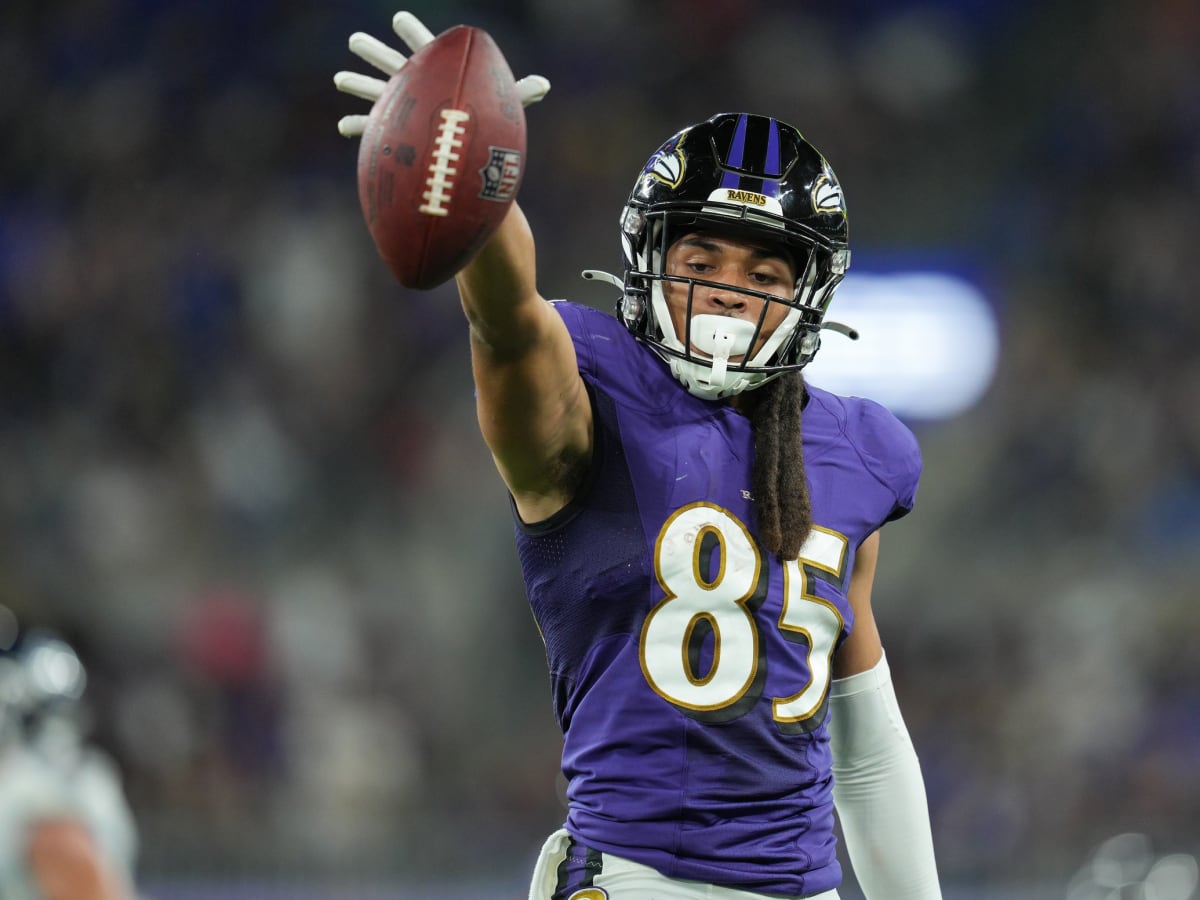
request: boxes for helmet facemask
[620,208,848,400]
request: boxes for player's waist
[564,802,841,897]
[562,728,835,818]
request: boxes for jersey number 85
[639,503,848,735]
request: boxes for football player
[0,622,140,900]
[336,13,943,899]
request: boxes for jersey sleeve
[850,397,922,522]
[550,301,676,412]
[551,300,599,378]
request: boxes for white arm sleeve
[828,652,943,900]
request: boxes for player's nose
[703,279,750,312]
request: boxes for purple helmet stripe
[720,114,750,189]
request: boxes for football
[357,26,526,290]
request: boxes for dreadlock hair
[745,370,811,560]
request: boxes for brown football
[357,26,526,290]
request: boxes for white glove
[333,11,551,139]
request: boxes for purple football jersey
[513,302,921,897]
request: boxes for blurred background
[1,0,1198,897]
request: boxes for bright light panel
[805,271,999,420]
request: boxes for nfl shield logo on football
[479,147,522,201]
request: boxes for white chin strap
[670,314,761,400]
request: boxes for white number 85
[638,503,848,735]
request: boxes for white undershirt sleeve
[828,651,943,900]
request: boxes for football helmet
[611,112,851,399]
[0,623,87,746]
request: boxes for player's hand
[333,10,551,138]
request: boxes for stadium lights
[806,270,999,421]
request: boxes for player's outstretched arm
[335,12,591,523]
[455,205,593,524]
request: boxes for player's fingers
[333,71,386,102]
[515,74,551,107]
[337,114,369,138]
[349,32,407,76]
[392,11,436,51]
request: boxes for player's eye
[749,269,782,285]
[676,257,714,275]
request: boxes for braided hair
[745,371,811,561]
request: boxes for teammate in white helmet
[0,618,140,900]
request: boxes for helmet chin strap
[688,315,757,387]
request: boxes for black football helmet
[610,112,851,399]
